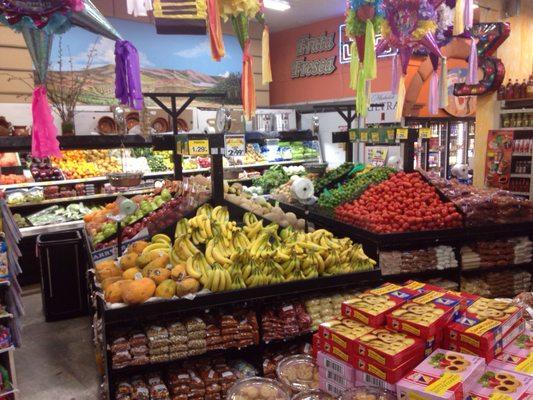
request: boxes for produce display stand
[332,127,419,171]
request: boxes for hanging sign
[419,128,431,139]
[338,24,397,64]
[396,128,409,140]
[225,135,245,157]
[291,32,337,79]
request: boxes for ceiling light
[473,2,479,9]
[264,0,291,11]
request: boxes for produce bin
[37,230,89,322]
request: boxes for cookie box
[403,280,448,294]
[318,335,358,365]
[318,318,375,361]
[356,328,425,368]
[519,385,533,400]
[319,376,352,397]
[356,351,424,384]
[312,332,320,358]
[317,351,357,383]
[467,368,532,400]
[446,319,526,363]
[387,291,463,338]
[396,349,486,400]
[342,283,420,327]
[445,295,523,351]
[319,366,356,387]
[355,370,397,392]
[488,326,533,377]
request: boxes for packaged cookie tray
[386,290,463,338]
[467,367,533,400]
[318,317,374,360]
[444,319,526,363]
[487,325,532,376]
[341,283,420,327]
[444,294,524,351]
[226,376,290,400]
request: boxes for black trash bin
[37,230,89,322]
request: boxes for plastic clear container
[292,389,338,400]
[227,377,290,400]
[276,355,319,392]
[341,386,396,400]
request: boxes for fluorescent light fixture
[473,2,479,9]
[264,0,291,11]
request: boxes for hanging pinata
[206,0,272,121]
[345,0,385,116]
[0,0,143,158]
[376,0,447,118]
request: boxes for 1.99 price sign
[225,135,246,157]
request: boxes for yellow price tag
[419,128,431,139]
[360,131,368,142]
[225,136,245,157]
[188,139,209,156]
[349,130,356,141]
[396,128,408,140]
[386,129,395,141]
[371,131,380,143]
[425,373,462,395]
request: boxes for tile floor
[16,293,99,400]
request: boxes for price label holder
[349,129,357,142]
[371,131,380,143]
[188,139,210,156]
[396,128,408,141]
[360,131,368,142]
[419,128,431,139]
[386,129,396,143]
[225,135,245,157]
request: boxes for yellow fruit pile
[95,234,200,305]
[52,150,121,179]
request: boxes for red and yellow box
[445,295,523,351]
[386,290,463,338]
[356,351,424,384]
[445,319,526,363]
[317,318,374,363]
[355,327,426,368]
[341,283,419,327]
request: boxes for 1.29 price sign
[225,135,246,157]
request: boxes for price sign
[396,128,408,140]
[349,130,356,141]
[360,131,368,142]
[386,129,396,142]
[225,135,245,157]
[371,131,380,143]
[188,139,209,156]
[419,128,431,139]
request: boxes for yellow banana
[186,255,203,279]
[142,242,169,255]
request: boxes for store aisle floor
[16,293,99,400]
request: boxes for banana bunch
[249,232,278,259]
[244,219,264,242]
[171,234,200,264]
[151,234,172,245]
[281,254,301,280]
[186,252,212,283]
[244,260,269,287]
[188,214,214,245]
[142,241,171,256]
[229,270,246,290]
[205,237,233,267]
[204,263,232,292]
[174,218,190,239]
[300,251,319,279]
[232,231,251,253]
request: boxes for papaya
[119,253,138,271]
[95,260,117,273]
[121,278,156,304]
[122,267,141,281]
[101,276,122,291]
[105,280,128,303]
[155,279,176,298]
[171,264,187,281]
[144,255,170,271]
[136,251,167,267]
[175,277,200,297]
[129,240,149,254]
[147,267,171,285]
[96,264,122,283]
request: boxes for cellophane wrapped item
[424,172,533,227]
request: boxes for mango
[101,276,122,291]
[96,264,122,283]
[175,277,200,297]
[171,264,187,281]
[105,280,128,303]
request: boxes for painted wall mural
[49,17,243,106]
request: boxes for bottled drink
[497,83,505,100]
[505,79,514,99]
[513,79,521,99]
[510,114,516,127]
[520,79,527,98]
[516,113,523,127]
[527,74,533,98]
[503,114,510,127]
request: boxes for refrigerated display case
[406,118,476,179]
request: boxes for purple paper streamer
[115,40,143,110]
[391,54,400,94]
[464,0,473,30]
[429,71,439,114]
[467,37,478,84]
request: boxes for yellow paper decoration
[219,0,260,21]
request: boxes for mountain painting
[49,17,243,106]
